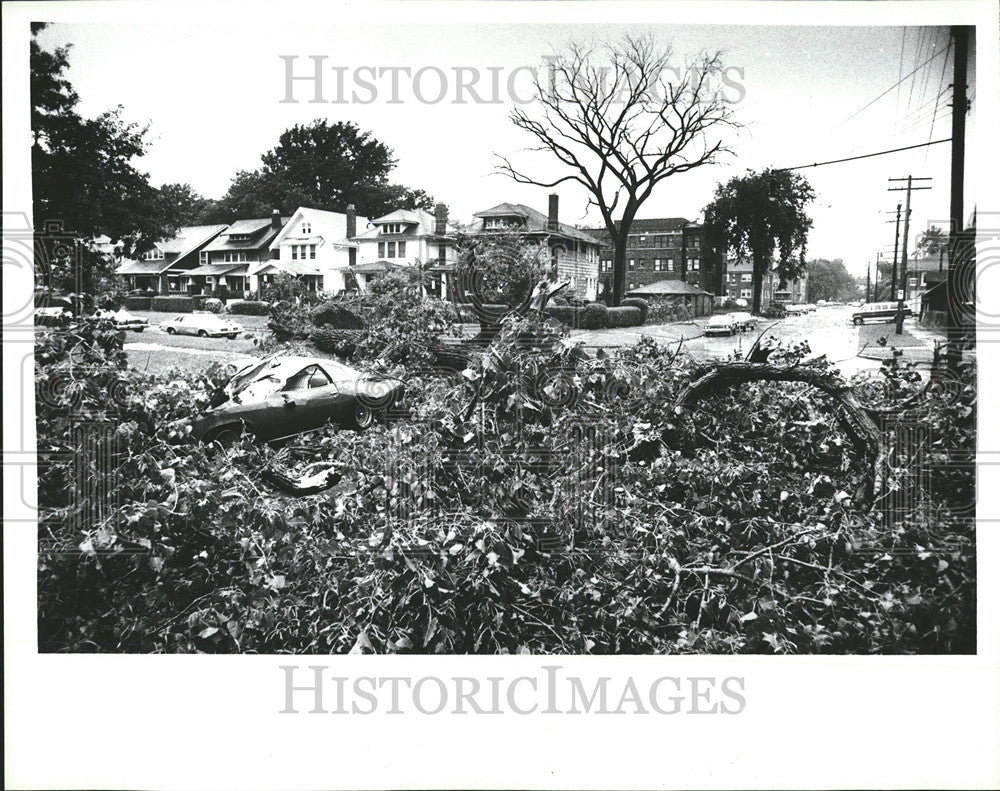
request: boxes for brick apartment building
[582,218,710,296]
[722,258,808,304]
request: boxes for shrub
[762,303,788,319]
[202,298,224,314]
[607,306,642,328]
[150,295,195,313]
[579,302,609,329]
[621,297,649,324]
[312,300,365,329]
[544,305,580,328]
[124,296,151,311]
[227,299,271,316]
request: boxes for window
[690,259,700,271]
[199,251,208,265]
[223,251,248,263]
[291,246,298,260]
[377,242,385,258]
[653,259,662,271]
[628,258,635,270]
[308,367,332,389]
[740,289,752,299]
[639,235,646,244]
[382,223,404,234]
[143,248,164,261]
[638,258,645,269]
[309,244,316,259]
[387,241,397,258]
[302,222,311,235]
[397,241,406,258]
[741,273,752,282]
[667,258,674,272]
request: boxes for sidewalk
[856,321,943,363]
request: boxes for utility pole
[889,203,901,297]
[873,256,879,300]
[948,25,970,370]
[866,261,872,302]
[888,176,932,334]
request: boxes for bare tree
[497,36,739,305]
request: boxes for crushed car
[189,355,405,443]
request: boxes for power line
[833,45,949,130]
[774,138,951,172]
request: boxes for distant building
[722,258,808,305]
[252,205,368,294]
[352,204,458,297]
[582,218,708,295]
[186,212,288,297]
[117,224,228,293]
[463,195,602,301]
[626,278,714,317]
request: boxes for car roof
[234,355,362,383]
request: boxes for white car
[92,308,149,332]
[704,314,737,336]
[730,311,758,331]
[159,313,244,339]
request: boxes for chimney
[547,194,559,232]
[346,204,357,266]
[434,202,448,236]
[270,209,282,231]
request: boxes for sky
[34,18,979,278]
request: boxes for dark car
[190,355,404,444]
[852,301,913,325]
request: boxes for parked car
[704,314,738,336]
[190,355,405,443]
[851,301,912,325]
[730,311,758,331]
[92,308,148,332]
[159,313,244,338]
[35,296,75,326]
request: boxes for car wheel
[165,326,176,334]
[197,329,208,337]
[853,317,864,325]
[134,327,144,333]
[350,403,374,430]
[208,424,243,447]
[227,333,238,340]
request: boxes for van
[851,302,912,325]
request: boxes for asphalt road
[123,305,926,378]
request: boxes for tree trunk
[751,272,763,314]
[612,233,628,306]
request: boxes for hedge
[202,298,224,314]
[543,305,580,328]
[123,296,151,311]
[226,299,271,316]
[621,297,649,324]
[150,296,195,313]
[579,302,610,330]
[607,306,642,328]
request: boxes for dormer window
[301,222,311,235]
[381,223,404,235]
[484,217,519,230]
[143,248,164,261]
[229,233,250,242]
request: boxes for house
[117,224,228,293]
[352,203,458,297]
[722,259,808,305]
[462,195,602,301]
[583,218,708,295]
[626,279,714,317]
[183,212,288,298]
[250,205,368,294]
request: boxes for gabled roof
[250,260,326,277]
[271,207,368,249]
[355,207,459,240]
[116,224,228,274]
[205,218,286,252]
[465,202,600,245]
[627,279,712,296]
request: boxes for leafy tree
[703,169,815,313]
[31,23,166,276]
[210,120,434,220]
[916,224,948,259]
[497,35,738,305]
[156,183,218,228]
[806,258,860,303]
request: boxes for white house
[352,204,458,297]
[249,206,369,294]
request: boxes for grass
[857,323,926,348]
